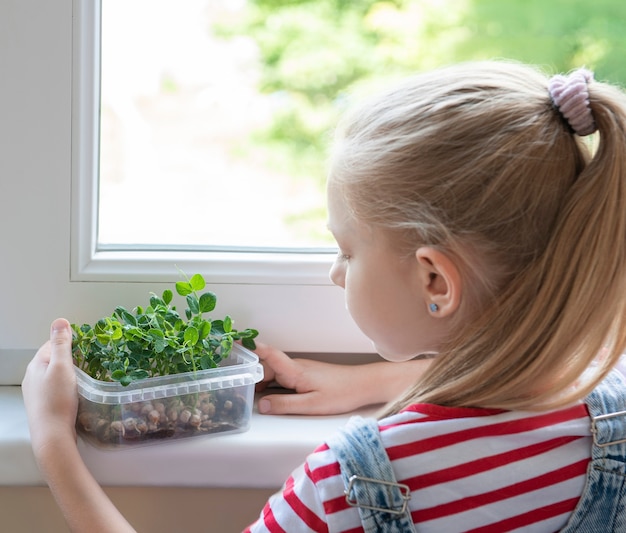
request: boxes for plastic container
[74,344,263,449]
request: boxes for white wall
[0,0,75,360]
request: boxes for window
[74,0,338,285]
[69,0,369,353]
[97,1,334,252]
[68,0,366,354]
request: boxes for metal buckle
[591,409,626,448]
[344,474,411,515]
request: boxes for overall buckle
[591,409,626,447]
[344,474,411,515]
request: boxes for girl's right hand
[22,319,137,533]
[22,318,79,461]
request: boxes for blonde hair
[329,61,626,413]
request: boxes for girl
[23,60,626,532]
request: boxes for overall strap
[326,416,416,533]
[560,370,626,532]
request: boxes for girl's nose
[329,259,346,288]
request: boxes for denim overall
[328,371,626,533]
[561,370,626,532]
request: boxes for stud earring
[429,303,439,313]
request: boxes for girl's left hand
[22,318,79,458]
[254,342,432,415]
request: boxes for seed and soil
[77,388,250,444]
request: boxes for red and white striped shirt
[245,401,592,532]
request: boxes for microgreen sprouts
[71,273,258,386]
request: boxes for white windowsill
[0,386,375,489]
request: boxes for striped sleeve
[244,450,330,533]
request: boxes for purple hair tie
[548,68,597,136]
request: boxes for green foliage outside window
[213,0,626,233]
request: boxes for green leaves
[199,292,217,313]
[148,329,167,353]
[184,326,199,346]
[175,273,206,296]
[71,273,258,386]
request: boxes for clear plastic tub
[75,344,263,449]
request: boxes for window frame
[65,0,371,355]
[72,0,337,286]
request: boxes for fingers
[254,342,293,370]
[254,343,300,389]
[48,318,73,368]
[25,319,73,382]
[258,391,324,416]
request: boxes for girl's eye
[337,252,350,262]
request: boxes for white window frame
[72,0,336,286]
[69,0,372,351]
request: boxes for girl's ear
[415,247,462,318]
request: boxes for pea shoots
[71,273,258,386]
